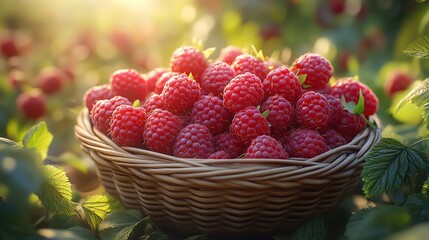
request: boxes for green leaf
[362,138,429,198]
[202,47,216,59]
[341,95,356,113]
[274,215,326,240]
[389,223,429,240]
[81,195,116,231]
[99,209,147,240]
[422,103,429,129]
[396,79,429,111]
[422,177,429,199]
[67,226,98,240]
[22,122,53,161]
[353,90,365,115]
[146,229,169,240]
[261,109,270,118]
[36,165,76,216]
[403,36,429,59]
[345,206,413,240]
[298,74,307,84]
[0,137,20,149]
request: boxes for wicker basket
[74,109,382,237]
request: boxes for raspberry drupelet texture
[208,150,231,159]
[260,95,295,131]
[331,77,379,117]
[286,128,330,158]
[142,94,165,114]
[161,73,201,114]
[143,109,182,154]
[322,129,348,149]
[110,68,148,102]
[223,73,264,113]
[173,123,214,158]
[245,135,289,159]
[296,91,331,131]
[110,105,147,147]
[83,84,114,111]
[230,106,270,145]
[262,66,302,104]
[145,68,169,93]
[219,46,243,65]
[324,94,343,128]
[214,132,246,158]
[335,109,367,142]
[201,61,235,97]
[231,54,269,81]
[291,53,333,90]
[90,96,132,135]
[170,46,208,83]
[191,95,231,135]
[154,71,179,94]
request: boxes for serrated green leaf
[274,215,326,240]
[345,206,412,240]
[422,103,429,129]
[396,79,429,111]
[67,226,98,240]
[422,177,429,199]
[36,165,76,216]
[0,137,20,149]
[202,47,216,59]
[341,95,356,113]
[362,138,429,198]
[353,90,365,115]
[81,195,116,231]
[403,36,429,59]
[99,209,146,240]
[22,122,53,161]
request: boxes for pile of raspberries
[84,45,379,160]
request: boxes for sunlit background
[0,0,427,193]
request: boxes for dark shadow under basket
[74,109,382,237]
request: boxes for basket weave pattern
[74,109,382,236]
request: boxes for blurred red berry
[16,91,46,120]
[384,71,413,97]
[219,46,243,65]
[37,67,66,95]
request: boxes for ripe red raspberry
[146,68,169,93]
[262,66,302,103]
[110,69,148,102]
[322,129,347,149]
[154,72,179,94]
[83,84,114,111]
[291,53,333,89]
[170,46,208,83]
[323,94,343,128]
[331,77,379,117]
[110,105,147,147]
[191,95,230,135]
[0,35,19,59]
[90,96,132,135]
[223,73,264,113]
[178,112,192,128]
[219,46,243,65]
[384,71,413,97]
[303,83,332,95]
[201,61,235,97]
[335,109,367,142]
[16,91,46,120]
[37,67,66,95]
[143,109,182,154]
[245,135,289,159]
[296,91,331,131]
[208,150,231,159]
[142,94,165,114]
[173,123,214,158]
[161,73,201,114]
[232,54,269,81]
[260,95,294,131]
[230,106,270,145]
[214,132,246,158]
[7,69,26,90]
[286,128,330,158]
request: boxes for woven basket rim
[75,108,382,169]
